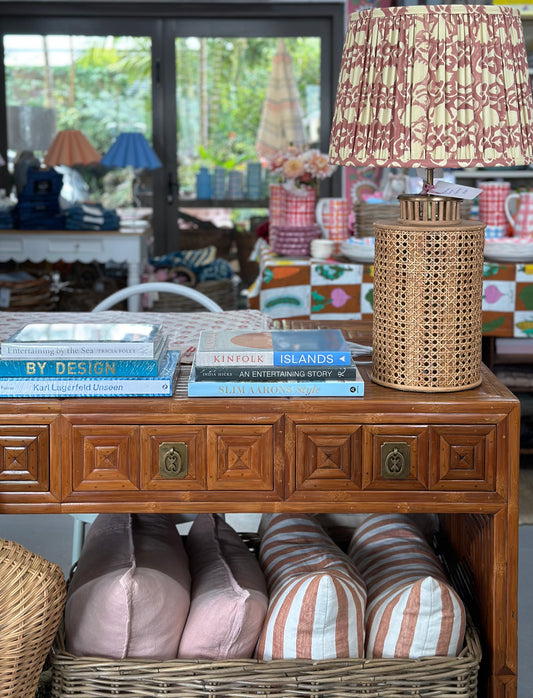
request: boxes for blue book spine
[0,356,165,378]
[274,351,351,366]
[188,374,364,398]
[0,351,180,398]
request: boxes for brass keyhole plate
[380,442,410,479]
[159,442,188,479]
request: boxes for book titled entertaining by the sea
[194,329,352,367]
[1,322,165,359]
[0,351,181,398]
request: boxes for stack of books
[188,329,366,397]
[0,322,180,398]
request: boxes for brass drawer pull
[159,442,188,479]
[381,442,410,479]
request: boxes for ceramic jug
[505,191,533,236]
[315,198,350,240]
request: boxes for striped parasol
[256,40,306,159]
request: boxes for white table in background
[0,226,151,311]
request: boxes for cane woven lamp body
[372,219,485,392]
[329,5,533,392]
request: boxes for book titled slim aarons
[0,351,181,398]
[0,322,165,359]
[194,329,352,367]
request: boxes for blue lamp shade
[100,132,162,169]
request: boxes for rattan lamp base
[371,219,486,392]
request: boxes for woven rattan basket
[0,539,66,698]
[150,279,237,312]
[50,528,481,698]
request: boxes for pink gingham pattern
[478,181,511,227]
[268,184,286,226]
[285,188,316,226]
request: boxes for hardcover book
[188,363,364,398]
[1,322,165,359]
[195,329,352,367]
[0,336,169,377]
[193,361,360,382]
[0,350,181,398]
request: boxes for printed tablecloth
[247,247,533,337]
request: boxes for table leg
[127,261,141,312]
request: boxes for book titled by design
[195,329,352,367]
[0,351,181,398]
[1,322,165,359]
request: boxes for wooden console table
[0,228,151,311]
[0,313,519,698]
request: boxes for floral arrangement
[265,147,336,190]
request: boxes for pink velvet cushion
[65,513,190,660]
[178,514,268,659]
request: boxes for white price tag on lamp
[429,180,482,200]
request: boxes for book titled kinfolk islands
[188,364,364,398]
[0,351,181,398]
[0,322,165,359]
[195,329,352,367]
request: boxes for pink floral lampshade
[329,5,533,170]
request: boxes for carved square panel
[207,425,274,491]
[71,425,139,491]
[429,426,496,490]
[0,426,49,492]
[295,424,361,491]
[140,425,206,490]
[362,426,428,490]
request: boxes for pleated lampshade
[44,129,101,167]
[329,5,533,170]
[329,5,533,392]
[101,132,162,170]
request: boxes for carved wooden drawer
[428,425,497,491]
[65,422,283,501]
[362,425,429,490]
[0,423,57,502]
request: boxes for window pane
[4,34,152,207]
[176,37,321,198]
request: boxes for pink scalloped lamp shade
[44,129,101,167]
[329,5,533,170]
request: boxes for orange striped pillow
[256,514,366,660]
[348,513,466,659]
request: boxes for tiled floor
[0,510,531,695]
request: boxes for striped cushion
[348,513,466,659]
[256,514,366,660]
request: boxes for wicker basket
[178,212,234,260]
[51,622,480,697]
[150,279,237,312]
[50,528,481,698]
[0,539,66,698]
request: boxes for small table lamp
[100,132,162,206]
[44,129,101,167]
[330,5,533,392]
